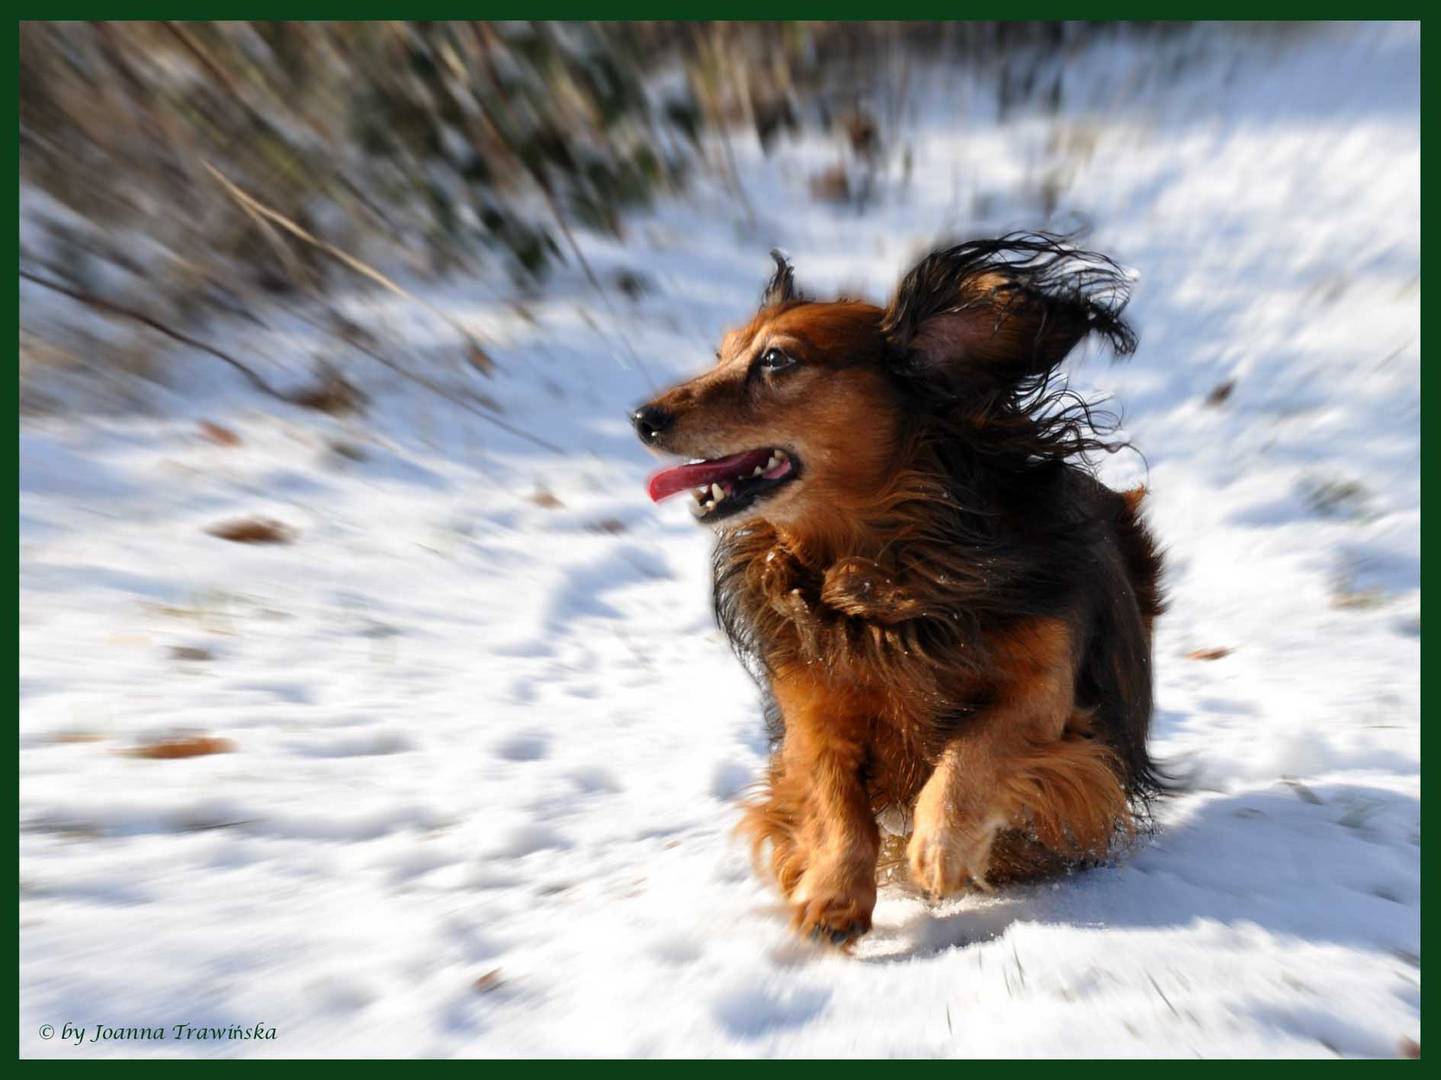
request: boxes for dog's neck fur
[763,432,964,571]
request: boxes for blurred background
[20,22,1419,1058]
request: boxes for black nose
[630,404,673,445]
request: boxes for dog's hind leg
[907,618,1130,897]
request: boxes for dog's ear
[881,235,1136,388]
[761,248,799,307]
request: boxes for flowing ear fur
[881,234,1137,389]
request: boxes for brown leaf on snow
[169,646,214,661]
[124,736,235,759]
[472,968,503,994]
[289,371,366,415]
[328,439,368,462]
[198,420,242,446]
[809,164,851,204]
[205,517,296,544]
[528,489,564,509]
[466,343,496,377]
[1186,647,1233,661]
[1205,379,1236,407]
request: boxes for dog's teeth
[765,454,779,470]
[752,466,764,477]
[702,499,714,510]
[710,483,725,502]
[776,450,788,462]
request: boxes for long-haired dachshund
[633,234,1165,946]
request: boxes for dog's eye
[759,348,795,372]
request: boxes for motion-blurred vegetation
[19,21,1186,410]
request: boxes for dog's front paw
[907,812,1001,900]
[790,872,876,947]
[821,558,926,623]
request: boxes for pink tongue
[647,448,773,503]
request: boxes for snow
[20,23,1419,1058]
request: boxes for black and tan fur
[633,234,1166,945]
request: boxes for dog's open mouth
[646,447,799,522]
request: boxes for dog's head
[634,235,1136,533]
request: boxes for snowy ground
[20,24,1420,1058]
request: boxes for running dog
[633,235,1165,945]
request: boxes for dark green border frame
[7,9,1433,19]
[10,14,1425,1065]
